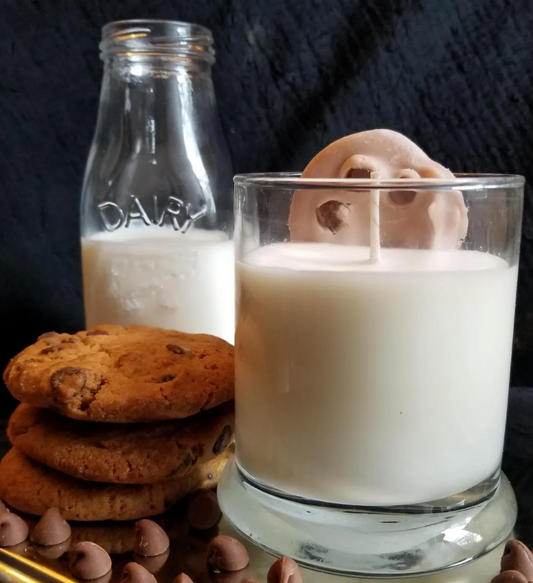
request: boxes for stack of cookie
[0,325,235,523]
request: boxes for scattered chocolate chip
[206,536,249,572]
[172,574,194,583]
[0,512,28,547]
[158,374,176,383]
[166,344,190,355]
[501,540,533,580]
[121,562,157,583]
[212,426,232,455]
[134,550,169,574]
[267,556,303,583]
[316,201,350,234]
[69,541,112,580]
[491,571,528,583]
[87,330,109,336]
[31,507,71,546]
[41,346,63,355]
[34,539,70,560]
[38,332,58,340]
[187,490,221,531]
[134,519,170,557]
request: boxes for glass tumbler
[218,173,525,577]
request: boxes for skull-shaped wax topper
[288,129,468,250]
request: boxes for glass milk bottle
[80,20,234,343]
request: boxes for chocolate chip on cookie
[213,426,232,455]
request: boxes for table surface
[0,420,527,583]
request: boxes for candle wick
[369,171,381,263]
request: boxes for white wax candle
[235,243,517,506]
[82,227,235,343]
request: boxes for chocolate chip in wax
[501,540,533,580]
[0,511,29,547]
[267,556,303,583]
[491,571,528,583]
[134,519,170,557]
[187,490,221,531]
[206,535,249,572]
[31,507,71,546]
[69,541,112,580]
[121,562,157,583]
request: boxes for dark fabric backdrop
[1,0,533,536]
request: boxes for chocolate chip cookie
[0,447,232,521]
[3,325,234,422]
[8,403,234,484]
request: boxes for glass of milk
[218,173,525,576]
[80,20,234,343]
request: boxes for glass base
[217,458,517,577]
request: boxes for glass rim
[234,172,525,191]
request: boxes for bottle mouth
[100,19,215,63]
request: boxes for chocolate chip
[491,571,528,583]
[34,540,70,560]
[121,562,157,583]
[212,426,232,455]
[206,536,249,572]
[31,507,71,546]
[51,367,87,391]
[316,201,350,234]
[134,519,170,557]
[62,338,77,344]
[166,344,190,355]
[38,332,58,340]
[50,367,101,412]
[501,540,533,580]
[187,490,221,531]
[0,512,28,547]
[69,541,112,580]
[134,550,169,574]
[172,574,194,583]
[158,374,176,383]
[87,330,109,336]
[267,557,303,583]
[180,454,195,471]
[41,346,63,355]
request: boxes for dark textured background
[1,0,533,537]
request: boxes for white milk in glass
[236,243,518,506]
[82,227,234,343]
